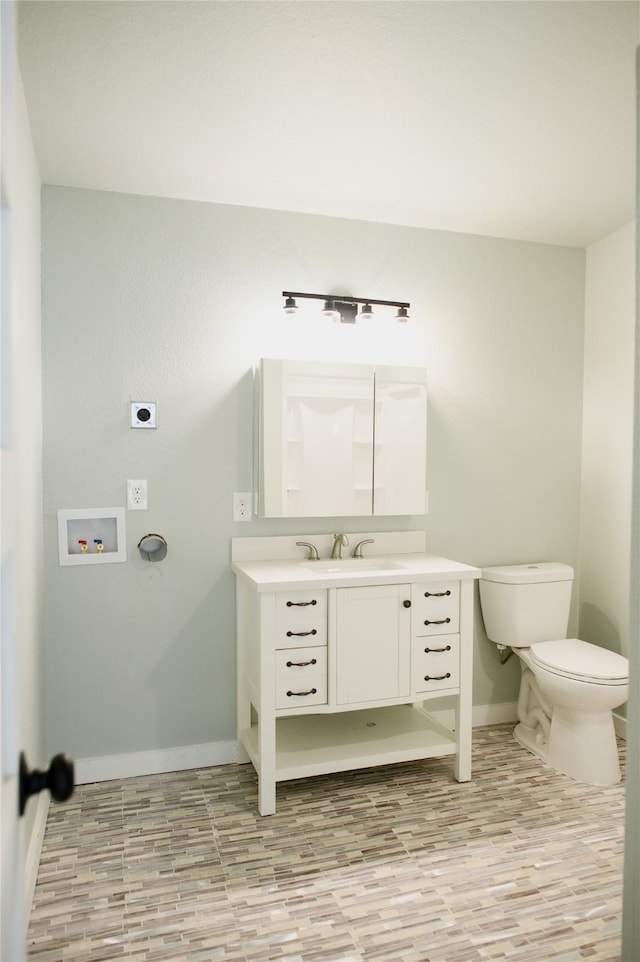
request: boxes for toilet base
[514,721,548,761]
[514,711,621,785]
[545,707,621,786]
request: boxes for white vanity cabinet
[258,359,428,518]
[233,542,479,816]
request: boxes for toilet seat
[530,638,628,685]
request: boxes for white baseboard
[25,792,49,919]
[75,707,519,784]
[472,701,519,727]
[430,702,627,741]
[613,710,627,740]
[75,740,239,784]
[74,701,625,786]
[425,700,518,731]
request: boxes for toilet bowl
[479,564,629,786]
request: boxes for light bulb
[322,300,340,322]
[283,296,298,314]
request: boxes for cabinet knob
[403,600,412,608]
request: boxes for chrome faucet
[330,533,349,559]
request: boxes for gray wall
[42,185,585,760]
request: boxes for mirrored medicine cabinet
[257,358,428,518]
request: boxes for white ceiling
[17,0,639,248]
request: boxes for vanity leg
[454,698,472,782]
[257,709,277,816]
[454,579,474,782]
[235,698,251,765]
[235,591,251,764]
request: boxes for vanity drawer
[275,589,327,649]
[275,589,327,620]
[275,646,327,709]
[413,634,460,693]
[274,617,327,650]
[414,582,459,635]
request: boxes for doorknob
[19,752,74,817]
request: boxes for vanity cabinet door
[373,366,428,516]
[335,584,411,705]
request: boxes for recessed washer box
[57,508,126,565]
[130,402,157,428]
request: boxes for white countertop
[232,552,481,592]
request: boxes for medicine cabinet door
[373,366,428,516]
[259,358,375,518]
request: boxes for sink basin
[302,558,404,574]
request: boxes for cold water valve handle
[19,752,74,816]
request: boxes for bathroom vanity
[232,532,480,815]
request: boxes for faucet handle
[352,538,375,558]
[296,541,319,561]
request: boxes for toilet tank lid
[480,562,574,584]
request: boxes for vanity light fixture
[282,291,410,324]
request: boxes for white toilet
[479,562,629,786]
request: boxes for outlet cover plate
[127,479,148,510]
[233,492,252,522]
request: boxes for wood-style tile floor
[28,724,625,962]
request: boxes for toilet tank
[479,563,574,648]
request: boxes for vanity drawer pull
[286,688,317,697]
[424,673,451,682]
[286,599,317,607]
[424,590,451,597]
[424,645,452,653]
[286,658,317,668]
[424,617,451,626]
[286,629,317,637]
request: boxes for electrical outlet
[127,479,148,510]
[233,492,252,522]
